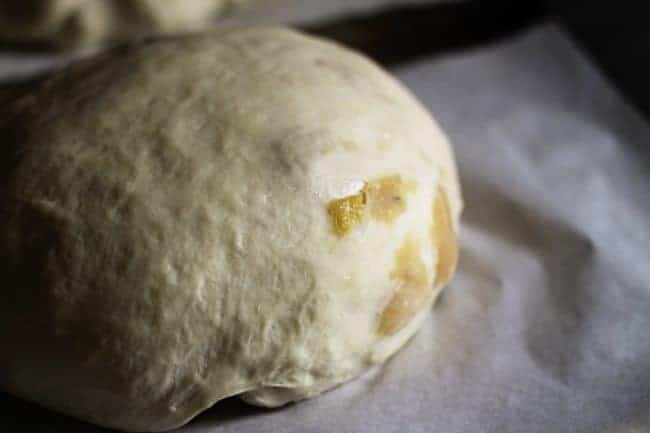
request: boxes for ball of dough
[0,0,247,48]
[0,27,462,432]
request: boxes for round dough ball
[0,27,462,432]
[0,0,247,48]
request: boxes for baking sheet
[1,2,650,433]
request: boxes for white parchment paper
[1,2,649,433]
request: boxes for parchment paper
[1,2,649,433]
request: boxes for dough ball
[0,27,462,432]
[0,0,247,48]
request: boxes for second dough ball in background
[0,0,250,48]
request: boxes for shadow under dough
[0,393,111,433]
[0,392,272,432]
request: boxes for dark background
[306,0,650,119]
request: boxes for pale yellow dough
[0,0,247,47]
[0,27,462,432]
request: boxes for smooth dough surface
[0,0,247,47]
[0,27,462,432]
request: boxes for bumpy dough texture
[0,0,246,47]
[0,27,462,432]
